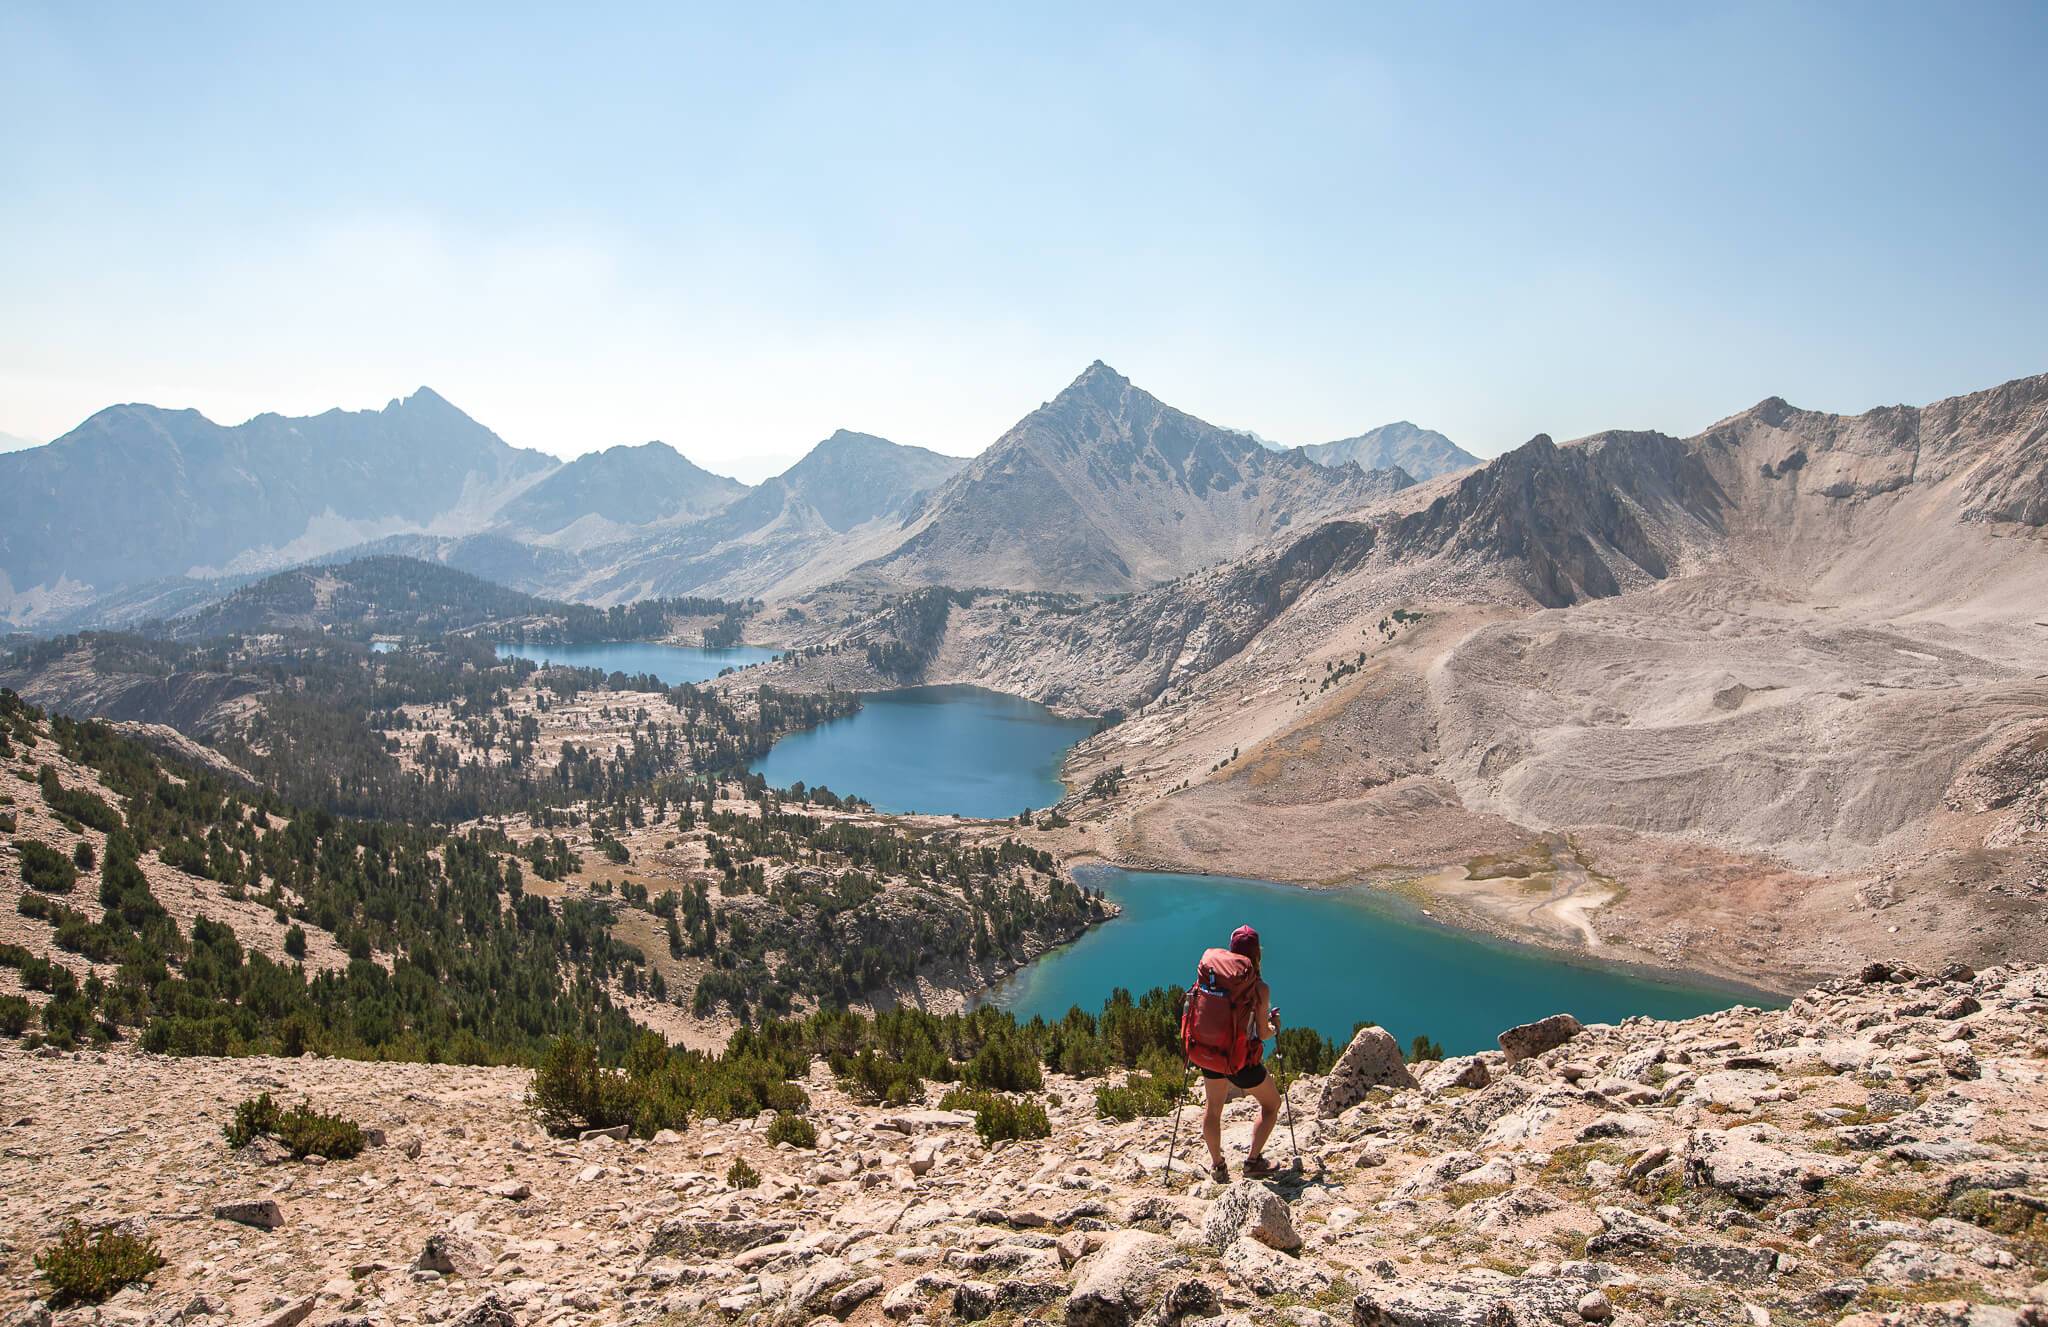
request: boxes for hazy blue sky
[3,2,2043,479]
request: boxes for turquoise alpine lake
[495,640,780,685]
[987,866,1771,1056]
[750,684,1097,819]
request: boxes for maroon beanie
[1229,924,1260,957]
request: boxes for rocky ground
[4,965,2045,1327]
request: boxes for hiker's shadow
[1264,1159,1336,1197]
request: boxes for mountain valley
[3,364,2045,1327]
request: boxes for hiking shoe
[1243,1154,1277,1177]
[1210,1160,1230,1183]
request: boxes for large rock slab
[1066,1230,1189,1327]
[1497,1013,1583,1062]
[1683,1126,1852,1204]
[1224,1238,1330,1298]
[1393,1151,1487,1199]
[882,1273,959,1320]
[1202,1180,1302,1251]
[1585,1204,1681,1256]
[1419,1056,1490,1094]
[416,1231,492,1278]
[1673,1243,1781,1286]
[787,1257,866,1315]
[646,1217,795,1260]
[1860,1241,1974,1284]
[450,1293,518,1327]
[249,1298,316,1327]
[1352,1271,1586,1325]
[1318,1027,1417,1118]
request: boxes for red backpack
[1179,947,1262,1074]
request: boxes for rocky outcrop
[1199,1181,1300,1251]
[1498,1012,1584,1062]
[1318,1026,1418,1116]
[1066,1231,1189,1327]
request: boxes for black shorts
[1200,1062,1268,1091]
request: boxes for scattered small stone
[213,1198,285,1230]
[249,1297,316,1327]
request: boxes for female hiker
[1179,923,1283,1181]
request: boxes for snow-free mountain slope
[865,362,1413,593]
[492,441,745,536]
[766,429,965,532]
[1303,420,1480,480]
[0,388,554,618]
[390,429,968,605]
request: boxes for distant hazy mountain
[300,429,967,606]
[0,388,553,618]
[1302,421,1478,480]
[493,441,745,536]
[565,430,968,600]
[865,362,1412,593]
[8,372,1451,625]
[745,430,965,533]
[0,430,41,453]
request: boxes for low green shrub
[224,1092,366,1159]
[528,1032,810,1139]
[0,994,32,1036]
[961,1026,1043,1093]
[17,839,78,894]
[224,1091,281,1148]
[726,1156,761,1188]
[1095,1069,1185,1122]
[275,1101,366,1159]
[766,1112,817,1149]
[1274,1026,1339,1075]
[35,1222,164,1306]
[37,766,120,834]
[527,1040,636,1135]
[941,1087,1052,1143]
[833,1047,931,1105]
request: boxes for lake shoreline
[985,864,1767,1054]
[1050,850,1793,1008]
[748,683,1095,820]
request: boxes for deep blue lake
[495,640,781,685]
[989,866,1766,1056]
[750,684,1097,819]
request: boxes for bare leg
[1201,1076,1231,1167]
[1244,1074,1282,1164]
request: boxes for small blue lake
[989,866,1767,1056]
[749,684,1096,819]
[495,640,780,685]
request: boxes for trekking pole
[1161,1059,1193,1183]
[1275,1050,1303,1169]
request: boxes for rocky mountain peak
[396,384,454,409]
[1052,360,1140,413]
[805,429,898,462]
